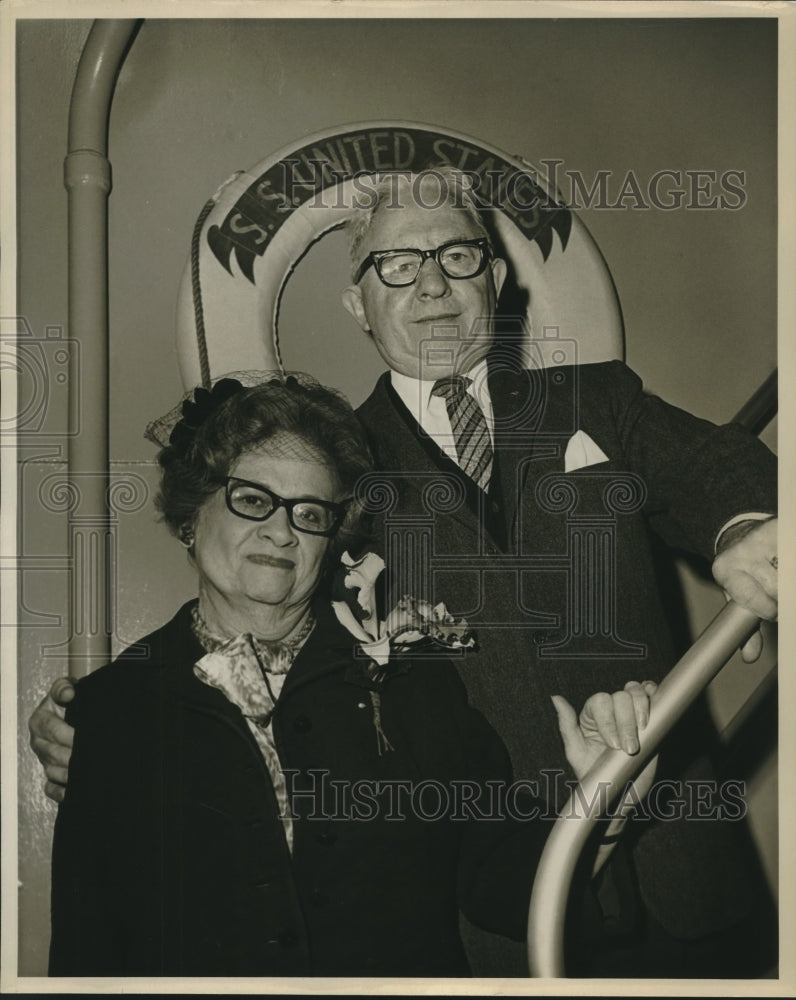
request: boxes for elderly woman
[46,373,655,977]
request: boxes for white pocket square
[564,430,610,472]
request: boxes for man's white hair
[346,166,492,281]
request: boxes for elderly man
[340,169,778,976]
[32,169,777,977]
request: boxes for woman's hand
[552,681,659,869]
[29,677,76,803]
[552,680,657,782]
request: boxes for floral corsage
[331,551,474,755]
[331,551,474,679]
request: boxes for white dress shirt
[390,358,494,469]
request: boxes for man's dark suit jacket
[49,599,551,977]
[356,358,777,956]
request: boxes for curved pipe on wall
[64,19,140,673]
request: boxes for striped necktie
[431,375,493,492]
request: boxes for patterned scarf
[191,605,315,853]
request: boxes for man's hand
[29,677,76,803]
[712,517,778,662]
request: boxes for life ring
[175,121,624,389]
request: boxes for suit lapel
[278,600,363,699]
[489,360,577,546]
[357,374,486,545]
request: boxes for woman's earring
[179,524,194,548]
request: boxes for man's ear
[490,257,507,299]
[341,285,370,333]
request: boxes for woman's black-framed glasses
[222,477,351,536]
[354,237,491,287]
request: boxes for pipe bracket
[64,149,111,194]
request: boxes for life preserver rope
[189,197,216,390]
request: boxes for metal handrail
[731,368,777,435]
[527,601,761,976]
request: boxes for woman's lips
[246,553,295,570]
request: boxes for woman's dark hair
[156,377,374,565]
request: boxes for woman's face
[192,437,340,620]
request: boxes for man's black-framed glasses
[354,237,491,287]
[222,477,351,536]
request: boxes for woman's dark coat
[49,599,551,977]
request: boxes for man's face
[342,187,506,381]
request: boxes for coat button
[534,631,562,646]
[308,889,328,907]
[279,930,299,949]
[293,715,312,734]
[317,830,337,846]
